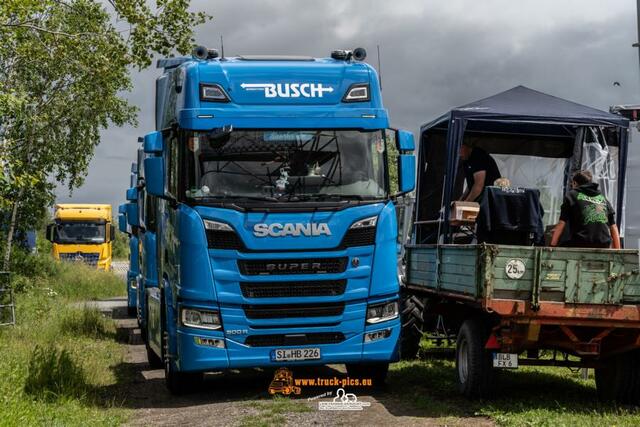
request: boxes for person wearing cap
[550,170,620,248]
[458,141,501,202]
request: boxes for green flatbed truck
[400,87,640,403]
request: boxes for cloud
[56,0,639,208]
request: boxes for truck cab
[142,47,415,394]
[46,204,115,271]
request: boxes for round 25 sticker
[505,259,526,279]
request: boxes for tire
[127,306,137,318]
[596,351,640,404]
[140,323,148,344]
[165,359,204,395]
[455,318,494,398]
[346,362,389,387]
[160,290,204,395]
[146,340,163,369]
[399,292,425,360]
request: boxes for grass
[0,252,128,426]
[387,341,640,427]
[240,396,312,427]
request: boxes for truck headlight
[203,219,233,232]
[349,216,377,229]
[366,300,398,324]
[181,308,222,330]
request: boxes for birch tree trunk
[3,188,22,271]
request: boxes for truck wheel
[346,362,389,387]
[165,359,204,395]
[146,340,163,369]
[596,351,639,404]
[399,292,425,360]
[456,318,494,398]
[127,306,137,317]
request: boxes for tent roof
[422,85,628,131]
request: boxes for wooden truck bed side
[406,244,640,325]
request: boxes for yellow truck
[46,204,115,271]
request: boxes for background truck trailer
[138,46,416,394]
[46,204,115,271]
[401,86,640,403]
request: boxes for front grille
[341,226,377,247]
[244,332,345,347]
[240,280,346,298]
[243,302,345,319]
[238,257,348,276]
[206,229,244,250]
[59,252,100,266]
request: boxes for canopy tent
[417,85,630,244]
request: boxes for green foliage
[9,249,125,299]
[59,307,113,340]
[24,344,87,400]
[0,252,128,425]
[0,0,209,264]
[389,359,640,426]
[111,219,130,260]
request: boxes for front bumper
[175,308,400,372]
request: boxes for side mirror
[125,202,140,227]
[396,130,416,194]
[143,131,163,154]
[144,157,166,197]
[397,129,415,151]
[109,224,116,242]
[398,154,416,193]
[126,187,138,201]
[46,224,54,242]
[118,213,128,234]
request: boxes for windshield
[182,129,388,201]
[55,222,106,244]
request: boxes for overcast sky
[55,0,640,209]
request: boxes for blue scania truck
[141,46,416,394]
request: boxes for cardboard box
[451,201,480,222]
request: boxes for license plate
[271,348,321,362]
[493,352,518,368]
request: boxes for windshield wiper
[197,195,279,202]
[282,194,369,202]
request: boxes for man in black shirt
[459,142,502,202]
[550,170,620,248]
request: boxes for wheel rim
[458,337,469,384]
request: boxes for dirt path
[102,300,492,427]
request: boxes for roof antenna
[220,35,225,60]
[376,44,383,91]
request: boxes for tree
[0,0,209,269]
